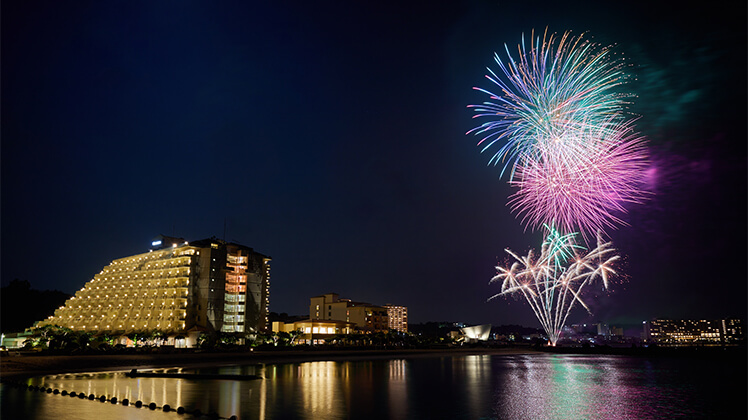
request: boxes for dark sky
[2,1,746,327]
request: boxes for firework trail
[489,226,618,346]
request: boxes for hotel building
[643,318,744,345]
[37,235,271,345]
[309,293,390,333]
[383,304,408,333]
[271,293,408,345]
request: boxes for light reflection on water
[1,353,744,419]
[494,354,743,419]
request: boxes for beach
[0,347,540,379]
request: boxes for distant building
[721,318,744,343]
[460,324,492,342]
[383,304,408,333]
[309,293,395,333]
[570,324,598,335]
[589,323,623,337]
[37,235,271,347]
[643,318,744,345]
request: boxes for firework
[508,120,649,239]
[468,29,648,237]
[489,226,618,345]
[473,29,646,344]
[467,29,630,180]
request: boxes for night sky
[3,1,746,328]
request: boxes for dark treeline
[1,279,71,332]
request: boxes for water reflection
[2,353,743,419]
[297,361,345,419]
[493,354,738,419]
[459,355,490,418]
[387,359,406,419]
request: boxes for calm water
[2,353,745,419]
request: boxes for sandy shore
[1,347,540,379]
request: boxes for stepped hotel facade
[37,235,271,346]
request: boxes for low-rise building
[273,319,356,345]
[309,293,391,333]
[0,332,33,349]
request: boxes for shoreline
[4,345,743,380]
[0,347,540,379]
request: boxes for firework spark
[473,30,646,344]
[467,29,630,181]
[468,29,648,238]
[508,120,649,238]
[489,226,618,345]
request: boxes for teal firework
[467,29,630,181]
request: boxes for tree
[218,331,238,346]
[276,331,292,346]
[151,330,167,346]
[254,331,273,346]
[90,333,113,351]
[23,325,92,353]
[288,329,303,345]
[197,332,214,349]
[1,280,72,332]
[371,331,387,347]
[69,330,92,352]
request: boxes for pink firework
[508,122,649,239]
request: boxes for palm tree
[90,333,113,351]
[25,326,93,353]
[218,331,238,346]
[198,331,221,349]
[71,330,92,352]
[24,324,55,349]
[276,331,292,346]
[255,331,273,346]
[288,329,303,345]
